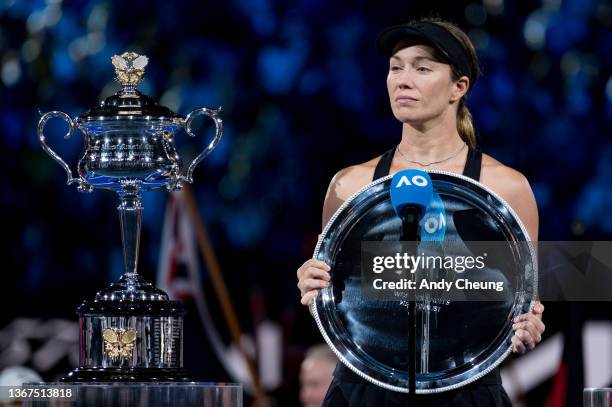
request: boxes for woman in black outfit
[297,18,545,406]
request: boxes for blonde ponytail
[457,99,477,148]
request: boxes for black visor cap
[376,21,476,87]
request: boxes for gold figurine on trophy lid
[111,52,149,94]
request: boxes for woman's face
[387,44,464,125]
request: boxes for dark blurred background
[0,0,611,405]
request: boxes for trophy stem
[118,191,142,278]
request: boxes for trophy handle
[38,111,90,191]
[182,106,223,183]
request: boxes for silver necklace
[396,142,467,167]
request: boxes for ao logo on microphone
[423,211,446,234]
[395,174,429,188]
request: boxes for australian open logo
[421,193,446,240]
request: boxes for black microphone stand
[401,206,422,404]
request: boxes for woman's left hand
[511,301,545,354]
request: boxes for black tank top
[372,145,482,182]
[331,145,505,389]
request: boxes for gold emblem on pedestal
[102,328,137,360]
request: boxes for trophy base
[60,367,200,382]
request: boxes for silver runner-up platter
[310,171,537,393]
[37,52,223,382]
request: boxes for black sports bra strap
[372,148,395,181]
[462,146,482,182]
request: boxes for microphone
[390,170,434,240]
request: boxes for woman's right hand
[297,259,331,306]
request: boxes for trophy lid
[77,52,180,121]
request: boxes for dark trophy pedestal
[61,273,195,382]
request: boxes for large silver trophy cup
[37,52,223,381]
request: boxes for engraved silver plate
[310,170,537,393]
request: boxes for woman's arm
[490,168,539,241]
[298,163,373,307]
[482,161,544,353]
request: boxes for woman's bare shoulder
[330,157,381,199]
[480,153,539,240]
[321,156,381,228]
[480,153,531,192]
